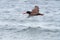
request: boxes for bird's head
[26,11,31,14]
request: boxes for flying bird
[24,6,44,17]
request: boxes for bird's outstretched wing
[31,6,39,15]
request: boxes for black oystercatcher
[24,6,44,17]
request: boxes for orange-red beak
[23,12,26,14]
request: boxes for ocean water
[0,0,60,40]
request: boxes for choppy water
[0,0,60,40]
